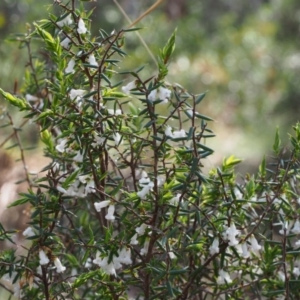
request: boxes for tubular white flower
[165,126,173,138]
[69,89,86,101]
[108,109,122,115]
[130,233,138,245]
[241,242,250,258]
[292,219,300,234]
[209,238,219,255]
[137,182,154,199]
[39,250,50,265]
[148,89,157,101]
[135,223,148,235]
[113,132,121,145]
[293,267,300,277]
[116,247,132,265]
[172,129,186,139]
[57,14,73,27]
[217,269,232,285]
[77,18,87,34]
[88,54,98,67]
[25,94,39,102]
[61,37,71,49]
[169,193,181,206]
[105,205,115,221]
[98,256,117,276]
[65,58,75,74]
[168,251,176,259]
[249,235,262,255]
[23,226,35,237]
[54,257,66,273]
[94,200,110,212]
[73,151,83,162]
[157,87,171,102]
[122,81,136,94]
[140,239,149,256]
[56,138,68,153]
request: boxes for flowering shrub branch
[1,1,300,299]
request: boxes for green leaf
[273,127,281,155]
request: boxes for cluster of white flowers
[148,87,171,103]
[39,249,66,273]
[222,222,240,246]
[93,247,132,276]
[57,175,95,198]
[137,171,154,199]
[94,200,115,221]
[130,223,148,245]
[217,269,232,285]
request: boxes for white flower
[54,257,66,273]
[209,238,219,255]
[56,138,68,153]
[293,267,300,277]
[241,242,250,258]
[25,94,39,101]
[113,132,121,145]
[137,181,154,199]
[217,269,232,285]
[168,251,176,259]
[93,254,116,276]
[23,227,35,237]
[277,270,285,282]
[61,37,71,49]
[279,221,293,235]
[249,235,262,255]
[88,54,98,67]
[105,205,115,221]
[157,175,165,187]
[165,126,173,138]
[234,188,243,200]
[135,223,148,235]
[169,193,181,206]
[140,240,149,256]
[73,151,83,162]
[39,250,50,265]
[130,233,138,245]
[122,81,136,94]
[69,89,86,101]
[223,222,240,246]
[84,258,92,269]
[172,129,186,139]
[65,58,75,73]
[92,132,105,146]
[77,18,87,34]
[295,240,300,248]
[292,220,300,234]
[57,14,73,27]
[107,109,122,115]
[94,200,110,212]
[116,247,132,265]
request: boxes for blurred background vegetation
[1,0,300,172]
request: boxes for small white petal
[54,257,66,273]
[65,59,75,74]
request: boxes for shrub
[1,1,300,299]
